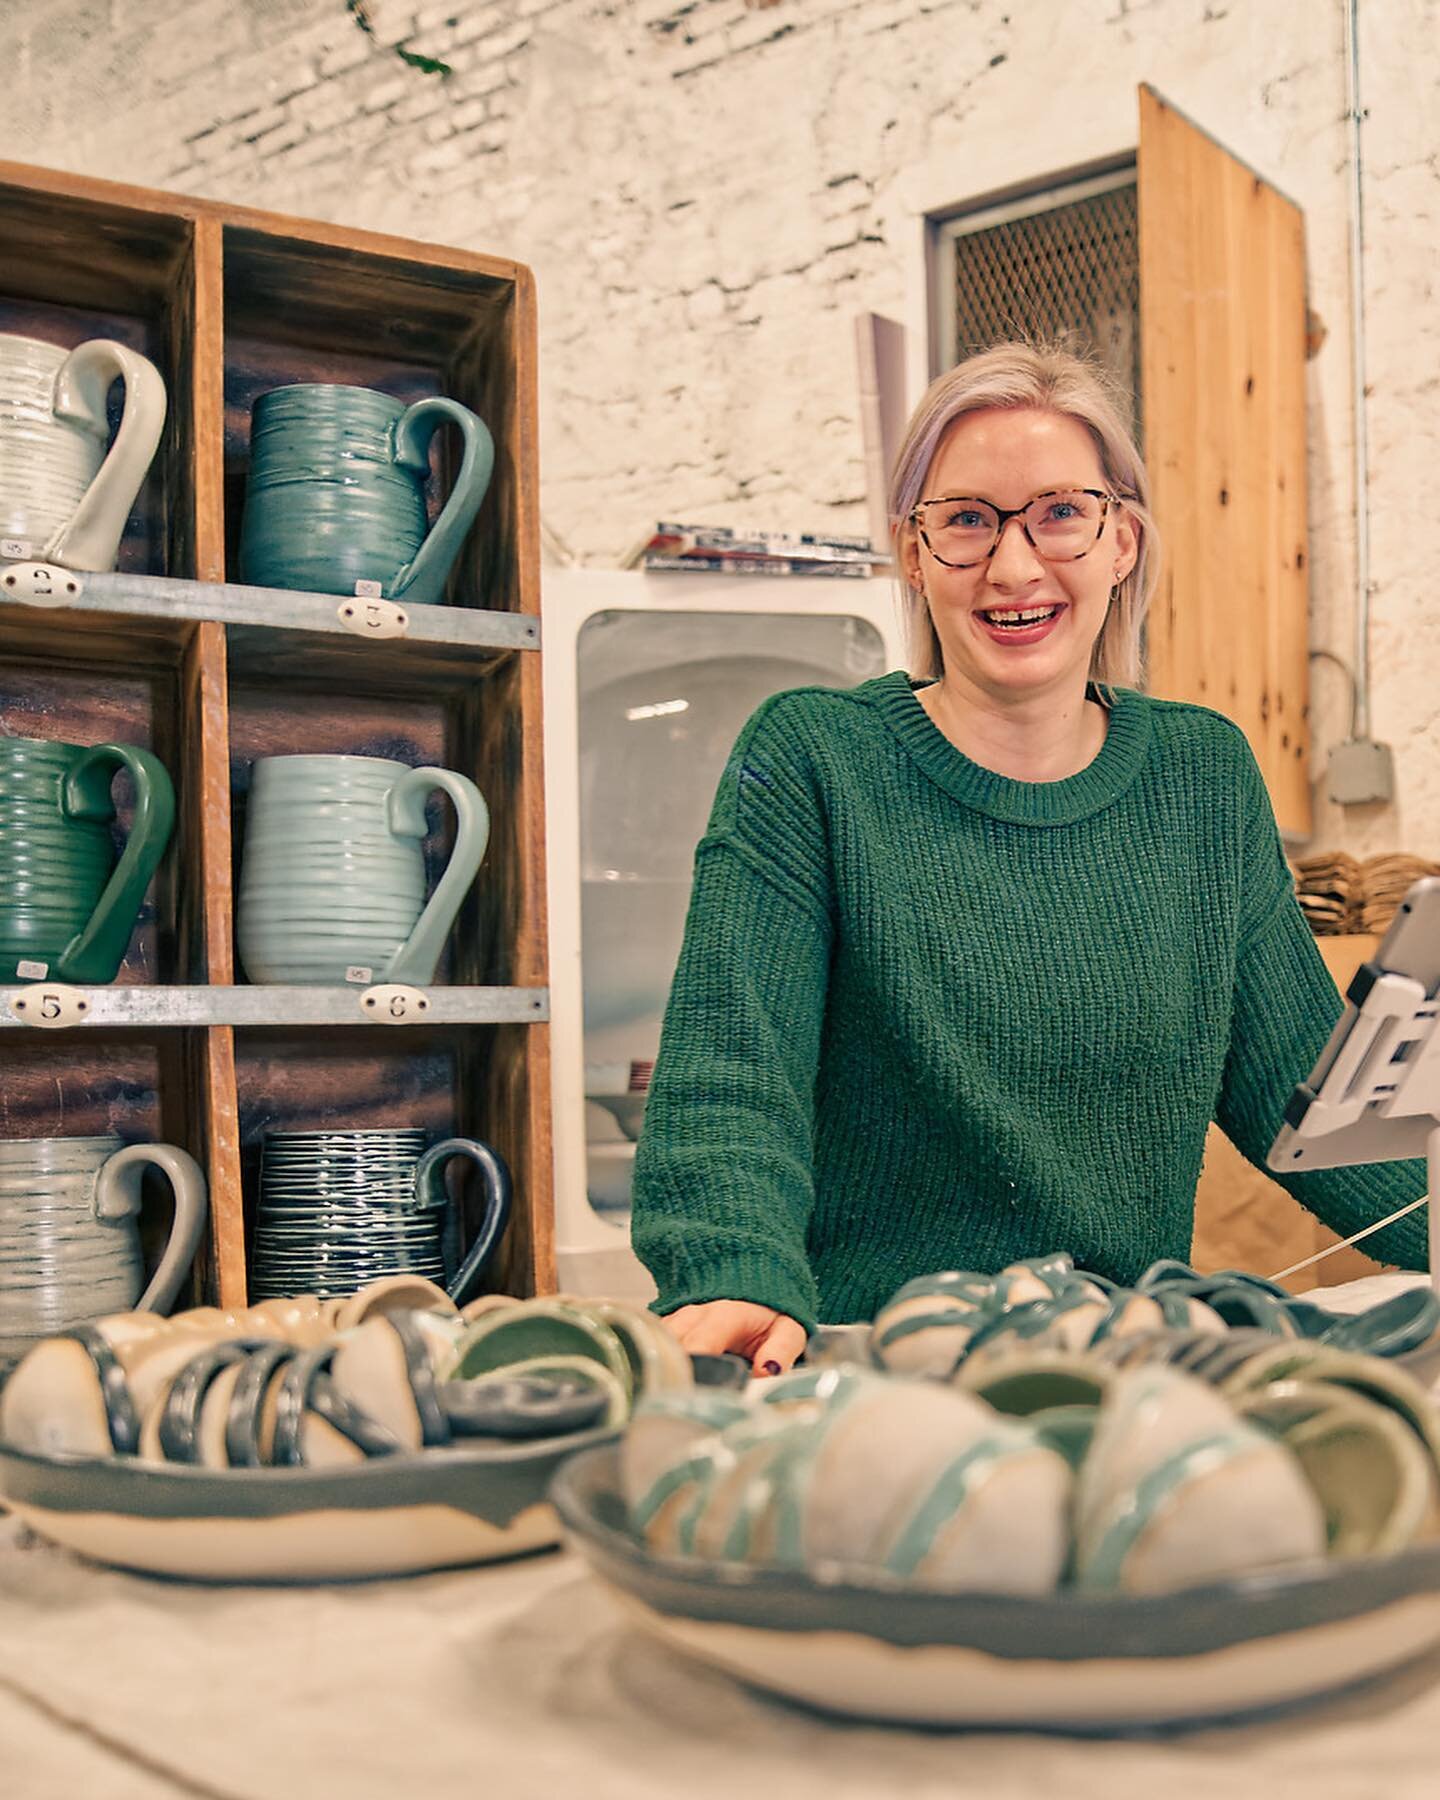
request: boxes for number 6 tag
[8,982,92,1028]
[337,596,409,639]
[359,983,431,1023]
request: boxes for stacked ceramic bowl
[249,1130,448,1300]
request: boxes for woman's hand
[661,1301,808,1377]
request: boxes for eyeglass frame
[908,487,1124,570]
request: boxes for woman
[629,340,1427,1375]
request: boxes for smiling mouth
[978,605,1062,630]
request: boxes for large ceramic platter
[0,1426,617,1583]
[551,1444,1440,1731]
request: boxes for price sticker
[2,538,32,560]
[345,965,373,985]
[336,596,410,640]
[15,960,48,980]
[358,983,432,1024]
[9,982,92,1028]
[0,561,84,608]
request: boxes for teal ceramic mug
[0,736,176,983]
[237,384,494,606]
[235,754,490,985]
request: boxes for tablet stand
[1268,962,1440,1285]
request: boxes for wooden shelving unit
[0,160,553,1311]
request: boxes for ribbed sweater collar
[866,670,1153,826]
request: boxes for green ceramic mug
[0,736,176,983]
[237,384,494,607]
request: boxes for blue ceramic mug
[237,384,494,606]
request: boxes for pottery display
[864,1252,1440,1380]
[0,331,167,572]
[238,383,493,606]
[611,1359,1376,1596]
[0,1285,743,1581]
[235,753,489,985]
[248,1128,512,1304]
[0,735,176,983]
[0,1135,208,1370]
[546,1326,1440,1728]
[552,1441,1440,1730]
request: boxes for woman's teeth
[981,606,1059,628]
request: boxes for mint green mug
[236,754,490,985]
[0,736,176,983]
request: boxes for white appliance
[542,568,909,1298]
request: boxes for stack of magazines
[623,522,891,578]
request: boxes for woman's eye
[946,508,987,529]
[1045,501,1079,522]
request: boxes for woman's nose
[986,516,1046,588]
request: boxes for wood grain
[1138,85,1311,837]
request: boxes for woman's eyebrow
[926,485,1089,504]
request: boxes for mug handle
[412,1137,514,1307]
[93,1142,209,1316]
[57,744,177,984]
[388,397,495,608]
[46,339,168,572]
[381,766,490,985]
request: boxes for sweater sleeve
[1213,740,1428,1270]
[629,696,835,1332]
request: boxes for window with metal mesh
[937,173,1141,440]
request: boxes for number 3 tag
[8,982,92,1027]
[337,597,409,639]
[359,983,431,1023]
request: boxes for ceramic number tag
[8,982,92,1028]
[337,596,410,640]
[0,561,84,607]
[359,983,431,1023]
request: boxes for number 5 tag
[8,982,92,1027]
[359,983,431,1023]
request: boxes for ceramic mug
[0,332,167,572]
[248,1129,512,1306]
[235,754,489,985]
[0,736,176,983]
[238,383,494,606]
[0,1135,208,1368]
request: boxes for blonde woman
[631,340,1426,1374]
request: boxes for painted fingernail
[761,1360,782,1377]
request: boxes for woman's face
[900,406,1138,702]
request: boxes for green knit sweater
[630,671,1428,1331]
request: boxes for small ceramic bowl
[1239,1378,1435,1557]
[1075,1365,1242,1545]
[1074,1419,1326,1594]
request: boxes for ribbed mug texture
[0,1136,143,1359]
[0,334,102,547]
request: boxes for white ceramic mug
[0,332,167,572]
[0,1134,208,1369]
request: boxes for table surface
[5,1274,1440,1800]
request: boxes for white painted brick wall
[3,0,1439,852]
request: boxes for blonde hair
[888,340,1158,689]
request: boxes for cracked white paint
[2,0,1437,852]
